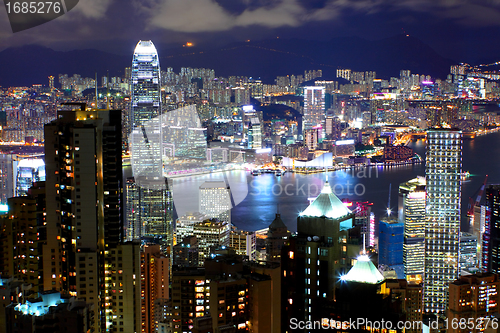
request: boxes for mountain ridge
[0,35,454,87]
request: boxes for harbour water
[171,131,500,233]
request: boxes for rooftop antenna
[363,233,366,255]
[386,183,392,216]
[106,71,110,110]
[94,73,98,109]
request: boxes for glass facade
[303,86,325,131]
[130,40,163,179]
[399,177,426,283]
[127,41,173,253]
[423,128,462,314]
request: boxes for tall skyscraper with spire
[423,128,462,314]
[130,40,162,179]
[127,41,173,254]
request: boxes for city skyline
[2,14,500,329]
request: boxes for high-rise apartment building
[141,245,169,333]
[44,104,140,332]
[399,176,426,283]
[484,185,500,273]
[0,183,45,292]
[303,86,325,131]
[448,273,500,333]
[424,128,462,314]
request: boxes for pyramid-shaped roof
[300,181,352,219]
[269,213,287,229]
[342,255,385,284]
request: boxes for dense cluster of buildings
[0,40,500,333]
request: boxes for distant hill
[0,35,454,87]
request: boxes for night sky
[1,0,500,64]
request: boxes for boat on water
[275,169,282,176]
[461,171,471,182]
[251,169,261,176]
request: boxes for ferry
[461,171,471,182]
[275,169,282,177]
[251,169,261,176]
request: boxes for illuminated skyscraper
[199,181,231,225]
[130,40,162,179]
[127,41,173,254]
[14,158,45,197]
[130,40,161,131]
[303,86,325,131]
[423,128,462,314]
[44,104,141,333]
[399,177,426,283]
[484,185,500,273]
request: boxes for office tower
[44,105,140,332]
[175,212,207,244]
[230,229,256,261]
[399,177,426,283]
[266,212,290,263]
[303,86,325,131]
[193,219,230,265]
[378,218,404,267]
[247,117,262,149]
[126,177,173,239]
[0,183,45,292]
[424,128,462,314]
[448,273,500,333]
[141,245,169,333]
[130,40,161,131]
[484,185,500,273]
[199,181,231,225]
[460,232,478,271]
[283,180,359,324]
[129,40,172,247]
[14,158,45,196]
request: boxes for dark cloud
[0,0,499,63]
